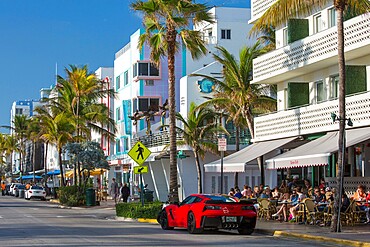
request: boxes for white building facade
[121,6,260,201]
[248,0,370,191]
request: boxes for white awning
[266,127,370,169]
[204,137,297,173]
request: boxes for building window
[124,71,129,86]
[328,7,337,28]
[116,139,122,153]
[221,29,231,39]
[313,13,322,33]
[315,80,325,103]
[145,79,154,86]
[329,75,339,99]
[218,176,228,194]
[211,176,216,194]
[134,98,160,112]
[15,108,23,115]
[116,107,121,121]
[282,28,288,46]
[133,62,159,77]
[124,137,129,152]
[116,75,121,90]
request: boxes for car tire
[25,197,30,200]
[159,210,174,230]
[237,227,254,235]
[187,212,202,234]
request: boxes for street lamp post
[331,112,353,232]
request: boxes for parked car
[25,186,46,200]
[157,194,257,235]
[14,184,26,197]
[9,183,21,196]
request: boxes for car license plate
[225,217,237,222]
[35,191,40,193]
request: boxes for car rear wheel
[159,210,174,230]
[237,227,254,235]
[187,212,202,234]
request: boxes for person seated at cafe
[364,191,370,224]
[341,189,351,212]
[289,186,306,222]
[288,176,299,192]
[234,188,243,199]
[318,178,326,190]
[228,188,235,197]
[272,186,281,200]
[303,179,313,198]
[242,186,254,198]
[351,184,367,210]
[253,186,260,198]
[272,188,299,221]
[260,187,272,199]
[313,187,326,211]
[325,187,334,202]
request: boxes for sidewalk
[255,220,370,247]
[49,198,370,247]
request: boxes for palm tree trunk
[32,141,36,183]
[58,147,65,187]
[331,3,346,233]
[234,127,240,187]
[44,142,49,189]
[167,28,179,203]
[194,151,202,193]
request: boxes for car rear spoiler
[205,199,256,205]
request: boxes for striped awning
[266,126,370,169]
[204,137,297,173]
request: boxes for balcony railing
[250,0,276,23]
[202,36,217,45]
[252,14,370,84]
[254,91,370,142]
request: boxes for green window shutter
[345,65,367,95]
[288,19,309,43]
[287,82,309,108]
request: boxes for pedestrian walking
[120,183,130,203]
[110,178,119,204]
[1,181,6,196]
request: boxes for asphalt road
[0,196,345,247]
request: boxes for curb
[274,230,370,247]
[115,217,158,224]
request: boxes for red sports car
[157,194,257,234]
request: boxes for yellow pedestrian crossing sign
[128,141,151,165]
[134,165,148,174]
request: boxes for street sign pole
[218,137,227,194]
[140,173,144,206]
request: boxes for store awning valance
[266,127,370,169]
[204,137,297,173]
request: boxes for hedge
[58,185,85,207]
[116,201,163,219]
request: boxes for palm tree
[251,0,370,233]
[131,0,214,203]
[39,111,75,187]
[49,65,116,185]
[3,115,30,183]
[2,134,19,179]
[192,44,277,186]
[174,102,227,193]
[26,117,42,183]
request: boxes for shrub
[116,201,163,219]
[58,185,85,207]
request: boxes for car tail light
[29,191,33,193]
[42,191,46,194]
[203,205,222,211]
[241,205,256,211]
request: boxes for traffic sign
[218,138,227,151]
[128,141,151,165]
[134,165,148,174]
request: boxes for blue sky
[0,0,249,132]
